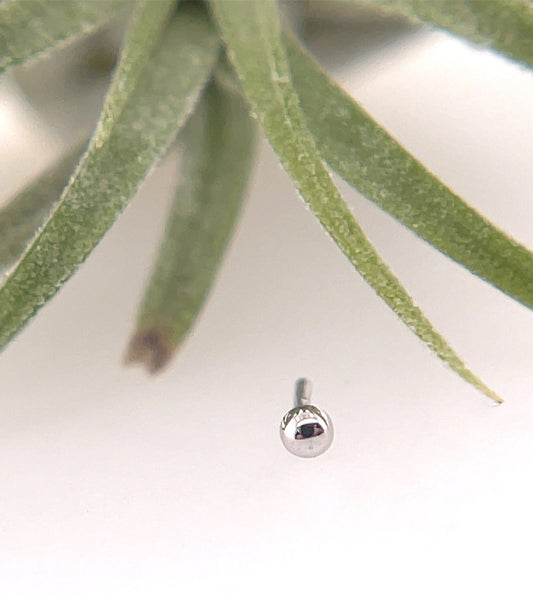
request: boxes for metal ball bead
[279,405,334,458]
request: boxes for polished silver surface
[280,379,333,458]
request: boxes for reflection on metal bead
[280,379,333,458]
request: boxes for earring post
[294,378,312,407]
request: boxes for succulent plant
[0,0,531,403]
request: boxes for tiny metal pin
[280,378,333,458]
[294,377,312,407]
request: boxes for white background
[0,14,532,595]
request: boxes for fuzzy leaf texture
[0,0,173,275]
[0,0,130,74]
[0,3,220,351]
[0,143,85,273]
[210,0,502,402]
[284,32,533,308]
[126,79,257,373]
[341,0,533,68]
[95,0,175,141]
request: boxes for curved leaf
[0,4,219,351]
[342,0,533,69]
[0,143,85,273]
[0,0,130,75]
[210,0,502,402]
[284,31,533,309]
[126,79,257,372]
[0,0,173,276]
[95,0,175,141]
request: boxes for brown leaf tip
[124,328,174,374]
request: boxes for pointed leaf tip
[125,328,173,374]
[210,0,503,403]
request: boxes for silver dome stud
[280,378,333,458]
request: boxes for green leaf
[0,0,172,276]
[341,0,533,69]
[210,0,502,403]
[126,79,257,372]
[96,0,175,140]
[0,143,85,273]
[284,31,533,309]
[0,0,130,75]
[0,4,219,351]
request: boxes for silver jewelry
[279,378,334,458]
